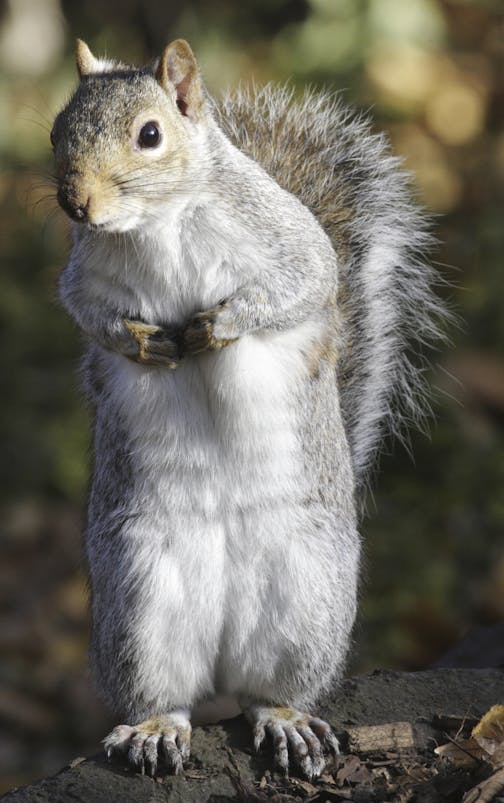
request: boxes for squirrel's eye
[50,128,56,148]
[138,121,161,149]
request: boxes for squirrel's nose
[57,186,90,223]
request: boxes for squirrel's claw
[123,319,180,368]
[128,732,148,774]
[161,734,184,775]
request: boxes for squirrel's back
[215,85,446,491]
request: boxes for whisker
[21,101,57,130]
[22,116,52,135]
[31,194,58,209]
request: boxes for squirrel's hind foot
[103,711,191,777]
[245,705,339,781]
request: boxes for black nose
[57,187,90,222]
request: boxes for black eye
[50,128,56,148]
[138,121,161,149]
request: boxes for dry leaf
[335,754,376,786]
[336,754,362,785]
[372,765,392,783]
[489,742,504,768]
[471,704,504,762]
[289,778,318,794]
[349,763,374,784]
[472,705,504,741]
[434,737,485,766]
[471,705,504,756]
[405,765,432,783]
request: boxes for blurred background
[1,0,503,792]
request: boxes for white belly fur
[97,319,324,704]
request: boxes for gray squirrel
[51,38,444,780]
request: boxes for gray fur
[52,49,445,775]
[215,85,446,491]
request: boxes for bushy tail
[216,85,448,493]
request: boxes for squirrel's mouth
[86,215,144,235]
[84,220,123,235]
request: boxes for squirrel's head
[51,39,208,232]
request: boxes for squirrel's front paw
[103,712,191,776]
[182,304,237,355]
[124,319,180,368]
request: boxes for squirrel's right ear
[155,40,204,121]
[75,39,101,77]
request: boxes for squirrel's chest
[102,225,242,324]
[98,324,316,511]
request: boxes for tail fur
[216,84,447,493]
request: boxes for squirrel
[51,38,445,780]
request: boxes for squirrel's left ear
[75,39,117,77]
[155,40,204,121]
[76,39,100,77]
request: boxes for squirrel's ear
[75,39,101,77]
[155,39,204,121]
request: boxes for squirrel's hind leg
[103,709,191,777]
[244,704,339,780]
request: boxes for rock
[2,668,504,802]
[317,667,504,727]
